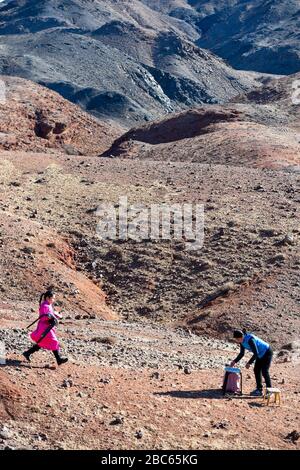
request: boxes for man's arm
[233,345,245,364]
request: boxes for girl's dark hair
[39,290,55,306]
[233,328,247,338]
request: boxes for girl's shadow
[0,358,55,370]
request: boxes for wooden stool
[263,388,282,406]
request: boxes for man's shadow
[0,358,55,370]
[154,389,224,399]
[154,389,261,402]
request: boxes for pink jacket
[30,301,61,351]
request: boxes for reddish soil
[0,356,299,450]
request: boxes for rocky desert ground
[0,73,299,450]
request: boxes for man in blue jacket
[231,329,273,396]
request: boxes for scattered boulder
[285,430,299,444]
[135,430,143,439]
[276,234,296,246]
[0,426,11,440]
[110,415,124,425]
[99,377,111,384]
[33,433,48,442]
[34,110,69,139]
[267,254,286,265]
[198,282,236,309]
[254,184,265,192]
[105,247,124,261]
[136,305,155,316]
[92,337,116,346]
[62,144,83,156]
[281,341,300,351]
[150,372,160,380]
[53,120,68,135]
[34,119,54,139]
[46,242,56,249]
[191,259,214,272]
[259,229,277,238]
[211,420,229,430]
[21,246,36,255]
[62,379,73,388]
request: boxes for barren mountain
[143,0,300,75]
[194,0,300,75]
[0,0,263,125]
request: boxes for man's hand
[230,361,236,367]
[245,363,251,369]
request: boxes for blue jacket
[242,334,270,358]
[234,333,270,364]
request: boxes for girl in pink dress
[23,290,68,365]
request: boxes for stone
[279,234,295,246]
[0,427,11,440]
[110,416,124,425]
[35,120,54,139]
[212,420,229,430]
[62,379,73,388]
[33,433,48,441]
[285,430,299,443]
[282,341,300,351]
[99,377,111,384]
[267,254,286,265]
[53,121,68,135]
[259,229,277,238]
[151,372,160,380]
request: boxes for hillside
[0,75,123,155]
[101,73,300,171]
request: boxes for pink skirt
[30,321,60,351]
